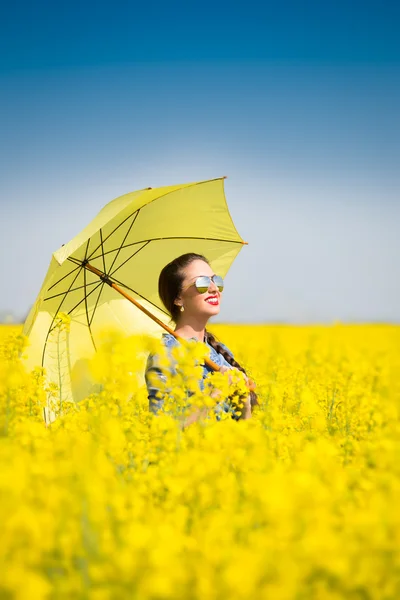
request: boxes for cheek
[192,293,205,308]
[185,292,206,310]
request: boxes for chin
[206,306,221,317]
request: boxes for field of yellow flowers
[1,323,400,599]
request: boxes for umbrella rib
[134,235,242,244]
[44,280,100,301]
[84,180,202,261]
[89,282,105,327]
[89,238,148,327]
[47,264,81,292]
[83,260,97,352]
[41,267,83,366]
[107,210,140,275]
[90,240,146,261]
[85,177,229,262]
[107,273,170,317]
[87,227,108,327]
[68,238,93,333]
[109,241,150,279]
[57,218,238,343]
[66,281,104,317]
[100,228,107,273]
[65,234,234,324]
[89,236,241,262]
[86,238,147,325]
[67,257,83,268]
[86,209,139,261]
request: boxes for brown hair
[158,253,258,407]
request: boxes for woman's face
[175,260,222,319]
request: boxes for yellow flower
[0,323,399,599]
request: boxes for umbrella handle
[83,262,256,392]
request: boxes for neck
[174,315,208,342]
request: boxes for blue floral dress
[145,333,241,421]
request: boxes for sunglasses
[184,275,224,294]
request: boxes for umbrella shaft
[83,261,221,372]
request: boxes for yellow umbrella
[23,177,247,422]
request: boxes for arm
[239,395,252,420]
[145,352,171,415]
[145,348,208,427]
[179,407,209,428]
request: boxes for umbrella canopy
[23,177,247,420]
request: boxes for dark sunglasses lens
[214,275,224,292]
[195,276,211,294]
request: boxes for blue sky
[1,0,400,68]
[1,1,399,322]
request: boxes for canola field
[1,323,400,599]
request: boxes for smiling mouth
[205,296,219,305]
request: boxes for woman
[145,253,257,427]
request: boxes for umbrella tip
[147,187,152,189]
[222,175,228,179]
[243,241,248,245]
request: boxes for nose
[208,279,219,294]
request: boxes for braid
[205,330,259,407]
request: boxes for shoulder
[161,333,179,349]
[149,333,179,354]
[145,338,178,386]
[145,333,178,369]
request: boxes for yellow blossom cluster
[0,323,400,599]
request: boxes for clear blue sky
[1,0,399,322]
